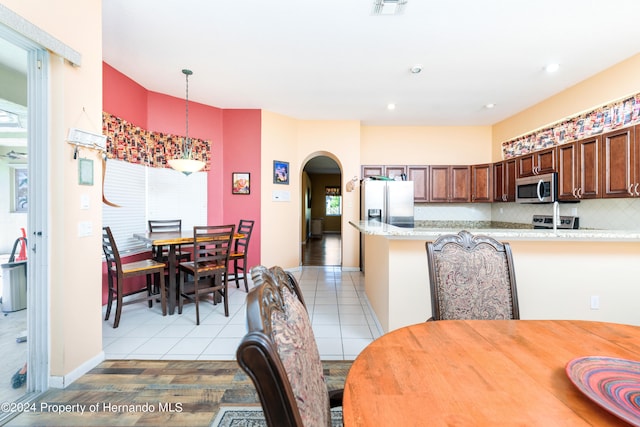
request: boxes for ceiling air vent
[372,0,408,15]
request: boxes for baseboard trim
[49,351,105,389]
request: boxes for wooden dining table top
[133,230,244,245]
[343,319,640,427]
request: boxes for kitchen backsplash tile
[414,198,640,230]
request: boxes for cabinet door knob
[628,184,635,196]
[635,183,639,196]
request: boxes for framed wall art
[273,160,289,185]
[232,172,250,194]
[78,158,94,185]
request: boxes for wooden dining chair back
[237,266,342,427]
[177,224,235,325]
[228,219,255,292]
[102,226,167,328]
[426,230,520,321]
[148,219,190,263]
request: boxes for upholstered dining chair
[102,226,167,328]
[252,265,307,309]
[228,219,255,292]
[237,266,343,427]
[147,219,191,263]
[177,224,234,325]
[425,230,520,321]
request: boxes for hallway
[302,233,341,266]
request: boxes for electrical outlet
[590,295,600,310]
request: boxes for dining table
[133,230,244,315]
[343,319,640,426]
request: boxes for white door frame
[0,24,50,399]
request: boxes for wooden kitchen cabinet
[471,163,493,202]
[517,147,556,177]
[601,125,639,198]
[557,136,601,200]
[493,158,516,202]
[361,165,407,180]
[429,165,471,202]
[407,166,428,202]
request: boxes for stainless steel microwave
[515,172,558,203]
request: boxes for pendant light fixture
[168,68,206,176]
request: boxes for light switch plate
[80,194,90,209]
[78,221,93,237]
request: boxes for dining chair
[147,219,191,263]
[177,224,235,325]
[425,230,520,321]
[228,219,255,292]
[251,265,307,310]
[102,226,167,328]
[237,266,343,427]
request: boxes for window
[103,160,207,254]
[325,186,341,216]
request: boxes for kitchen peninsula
[351,220,640,332]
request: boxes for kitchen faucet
[552,201,560,232]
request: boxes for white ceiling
[102,0,640,127]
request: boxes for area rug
[211,405,343,427]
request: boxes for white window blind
[102,160,207,254]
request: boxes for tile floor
[102,266,382,361]
[0,253,29,404]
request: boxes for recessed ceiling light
[410,65,423,74]
[545,63,560,73]
[387,103,396,110]
[485,103,496,109]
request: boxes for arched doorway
[301,155,342,266]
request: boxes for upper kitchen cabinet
[471,163,493,202]
[429,165,471,203]
[517,147,556,178]
[407,166,428,202]
[601,125,639,198]
[361,165,407,180]
[493,158,516,202]
[557,136,601,200]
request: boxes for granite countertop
[349,220,640,242]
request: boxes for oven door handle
[536,179,544,201]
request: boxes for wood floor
[302,233,341,266]
[5,360,352,426]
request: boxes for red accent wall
[102,63,148,127]
[220,109,262,272]
[101,63,261,305]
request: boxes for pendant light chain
[183,68,192,158]
[168,68,204,175]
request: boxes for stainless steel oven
[515,172,558,203]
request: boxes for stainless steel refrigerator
[360,179,414,272]
[360,179,415,228]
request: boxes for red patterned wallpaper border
[102,112,210,170]
[502,93,640,159]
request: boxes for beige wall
[492,53,640,160]
[361,125,493,165]
[261,111,301,268]
[3,1,104,381]
[366,237,640,333]
[261,112,361,269]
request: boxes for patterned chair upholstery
[236,266,342,427]
[426,230,520,320]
